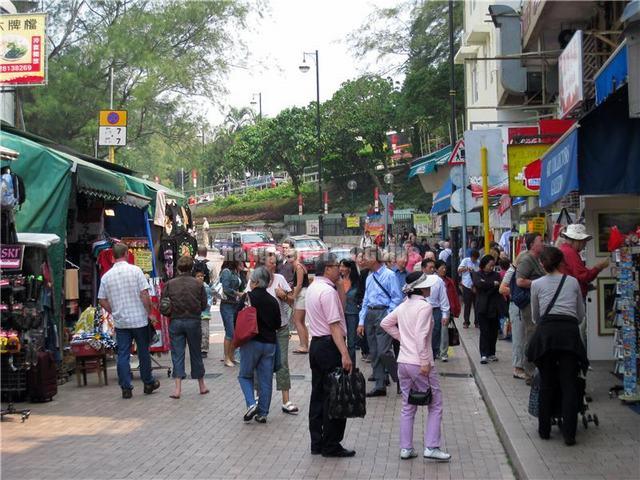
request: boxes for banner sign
[507,144,551,196]
[346,216,360,228]
[0,244,24,269]
[0,13,47,86]
[365,214,384,237]
[539,128,579,207]
[413,213,432,236]
[528,217,546,236]
[558,30,584,118]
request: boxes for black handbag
[408,386,432,406]
[159,296,172,316]
[448,319,460,347]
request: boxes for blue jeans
[346,313,359,367]
[220,302,236,341]
[238,340,276,416]
[115,326,155,390]
[432,308,442,359]
[169,318,205,379]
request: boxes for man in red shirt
[559,224,609,299]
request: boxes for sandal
[282,401,299,415]
[169,394,180,399]
[200,389,210,395]
[292,349,308,354]
[513,370,526,380]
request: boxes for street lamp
[347,179,357,213]
[383,173,394,248]
[250,92,262,120]
[299,50,322,239]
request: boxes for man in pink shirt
[405,241,423,272]
[305,253,355,458]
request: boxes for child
[195,271,213,358]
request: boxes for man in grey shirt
[515,233,545,379]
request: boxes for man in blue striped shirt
[357,247,403,396]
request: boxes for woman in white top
[457,249,480,328]
[381,272,452,462]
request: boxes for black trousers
[538,351,580,442]
[478,314,499,357]
[462,286,476,326]
[309,336,347,454]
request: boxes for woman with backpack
[219,258,245,367]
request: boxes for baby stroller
[529,370,599,429]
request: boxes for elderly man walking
[306,253,355,458]
[98,243,160,399]
[357,246,403,397]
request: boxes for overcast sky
[203,0,407,126]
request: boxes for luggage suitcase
[27,351,58,402]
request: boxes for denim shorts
[220,302,236,341]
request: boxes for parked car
[213,230,275,265]
[329,248,353,263]
[281,235,329,273]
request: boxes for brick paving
[1,309,513,480]
[459,324,640,480]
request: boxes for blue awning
[408,145,453,179]
[431,178,453,214]
[539,126,579,208]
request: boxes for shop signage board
[528,217,546,236]
[0,244,24,269]
[539,128,579,207]
[447,212,481,228]
[0,13,47,86]
[413,213,432,236]
[98,110,128,146]
[507,144,551,197]
[345,216,360,228]
[305,219,320,236]
[558,30,584,118]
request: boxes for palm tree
[224,106,255,133]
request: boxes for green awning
[408,145,453,179]
[54,150,127,201]
[136,177,185,200]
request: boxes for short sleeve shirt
[516,252,545,281]
[97,261,149,329]
[459,257,479,289]
[268,273,292,327]
[306,276,347,337]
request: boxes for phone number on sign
[0,64,34,72]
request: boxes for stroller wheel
[593,414,599,426]
[582,416,588,429]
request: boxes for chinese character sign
[0,13,47,86]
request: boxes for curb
[458,326,551,480]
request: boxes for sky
[204,0,408,126]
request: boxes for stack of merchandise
[70,306,116,355]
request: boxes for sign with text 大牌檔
[0,13,47,86]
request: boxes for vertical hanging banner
[374,187,379,213]
[298,194,303,216]
[0,13,47,86]
[558,30,584,119]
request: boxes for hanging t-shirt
[158,238,177,281]
[154,190,167,227]
[96,248,135,277]
[174,232,198,259]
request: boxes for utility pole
[109,66,115,163]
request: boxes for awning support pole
[481,146,490,253]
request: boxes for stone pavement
[1,309,513,480]
[459,323,640,480]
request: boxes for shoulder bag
[232,293,258,348]
[408,374,432,406]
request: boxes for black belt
[369,305,387,310]
[311,335,332,341]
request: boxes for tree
[322,75,399,189]
[22,0,251,165]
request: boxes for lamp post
[250,92,262,120]
[347,179,357,213]
[383,173,394,248]
[299,50,322,239]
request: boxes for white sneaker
[441,355,448,362]
[423,447,451,461]
[480,356,488,364]
[489,355,499,362]
[400,448,418,459]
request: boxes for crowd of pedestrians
[102,222,601,459]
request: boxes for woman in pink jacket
[381,272,452,462]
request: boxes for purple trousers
[398,362,443,449]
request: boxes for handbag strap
[371,272,392,301]
[543,275,567,318]
[556,207,573,225]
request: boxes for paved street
[1,309,513,480]
[459,323,640,480]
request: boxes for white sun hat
[561,223,593,241]
[403,273,439,294]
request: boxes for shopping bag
[448,320,460,347]
[328,368,367,419]
[528,369,541,417]
[552,208,573,242]
[232,295,258,348]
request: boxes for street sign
[464,129,503,185]
[306,219,320,236]
[99,110,128,146]
[451,188,473,213]
[98,126,127,146]
[99,110,127,126]
[346,216,360,228]
[449,165,466,188]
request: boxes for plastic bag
[607,225,625,252]
[327,368,367,419]
[75,307,95,333]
